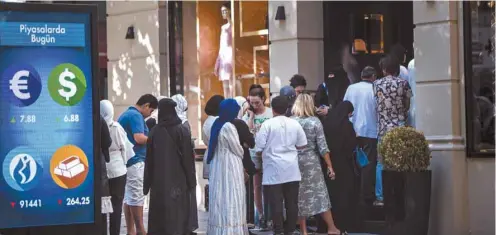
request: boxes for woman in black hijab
[315,65,351,118]
[322,101,358,234]
[144,98,197,235]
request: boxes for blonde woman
[291,94,340,235]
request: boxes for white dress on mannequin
[215,23,233,98]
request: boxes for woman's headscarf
[100,100,114,125]
[206,99,240,164]
[205,95,225,116]
[148,96,168,121]
[157,98,182,127]
[234,96,247,119]
[171,94,188,124]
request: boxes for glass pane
[233,0,270,100]
[367,14,384,54]
[469,1,495,152]
[352,14,384,54]
[197,1,270,139]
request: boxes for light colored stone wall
[268,1,324,95]
[413,1,495,235]
[182,1,202,147]
[106,1,168,117]
[467,158,495,235]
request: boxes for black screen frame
[0,2,101,231]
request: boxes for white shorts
[124,162,145,206]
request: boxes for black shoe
[259,216,268,230]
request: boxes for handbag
[355,146,369,168]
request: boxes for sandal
[326,229,341,235]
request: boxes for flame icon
[9,154,37,185]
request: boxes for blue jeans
[376,136,384,201]
[375,161,383,201]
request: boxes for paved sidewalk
[118,208,375,235]
[116,163,376,235]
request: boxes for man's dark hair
[290,74,307,88]
[249,87,266,99]
[136,94,158,109]
[271,95,289,115]
[390,43,406,62]
[222,1,231,9]
[361,66,376,79]
[379,55,400,76]
[249,84,263,92]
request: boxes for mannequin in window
[214,2,233,98]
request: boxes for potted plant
[378,126,431,235]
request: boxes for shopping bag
[355,147,369,168]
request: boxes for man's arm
[130,114,148,144]
[254,123,268,157]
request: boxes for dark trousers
[102,174,126,235]
[264,181,299,235]
[357,137,378,203]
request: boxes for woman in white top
[100,100,135,235]
[202,95,225,179]
[203,95,225,144]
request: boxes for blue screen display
[0,11,95,228]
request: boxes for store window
[464,1,495,156]
[197,1,270,124]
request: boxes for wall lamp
[125,25,135,40]
[275,6,286,21]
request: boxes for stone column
[106,1,169,116]
[413,2,469,235]
[268,1,324,95]
[181,1,209,218]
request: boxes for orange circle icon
[50,145,89,189]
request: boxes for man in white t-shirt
[242,86,272,229]
[255,96,307,235]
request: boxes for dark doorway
[323,1,413,79]
[322,2,414,233]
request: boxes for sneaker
[373,200,384,207]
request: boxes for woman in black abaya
[323,101,358,234]
[144,98,197,235]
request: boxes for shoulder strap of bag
[163,126,183,158]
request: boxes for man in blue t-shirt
[118,94,158,235]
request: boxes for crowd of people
[95,43,413,235]
[201,50,412,235]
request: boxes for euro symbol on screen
[9,70,31,100]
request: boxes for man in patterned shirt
[373,55,413,206]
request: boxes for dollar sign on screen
[58,68,78,102]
